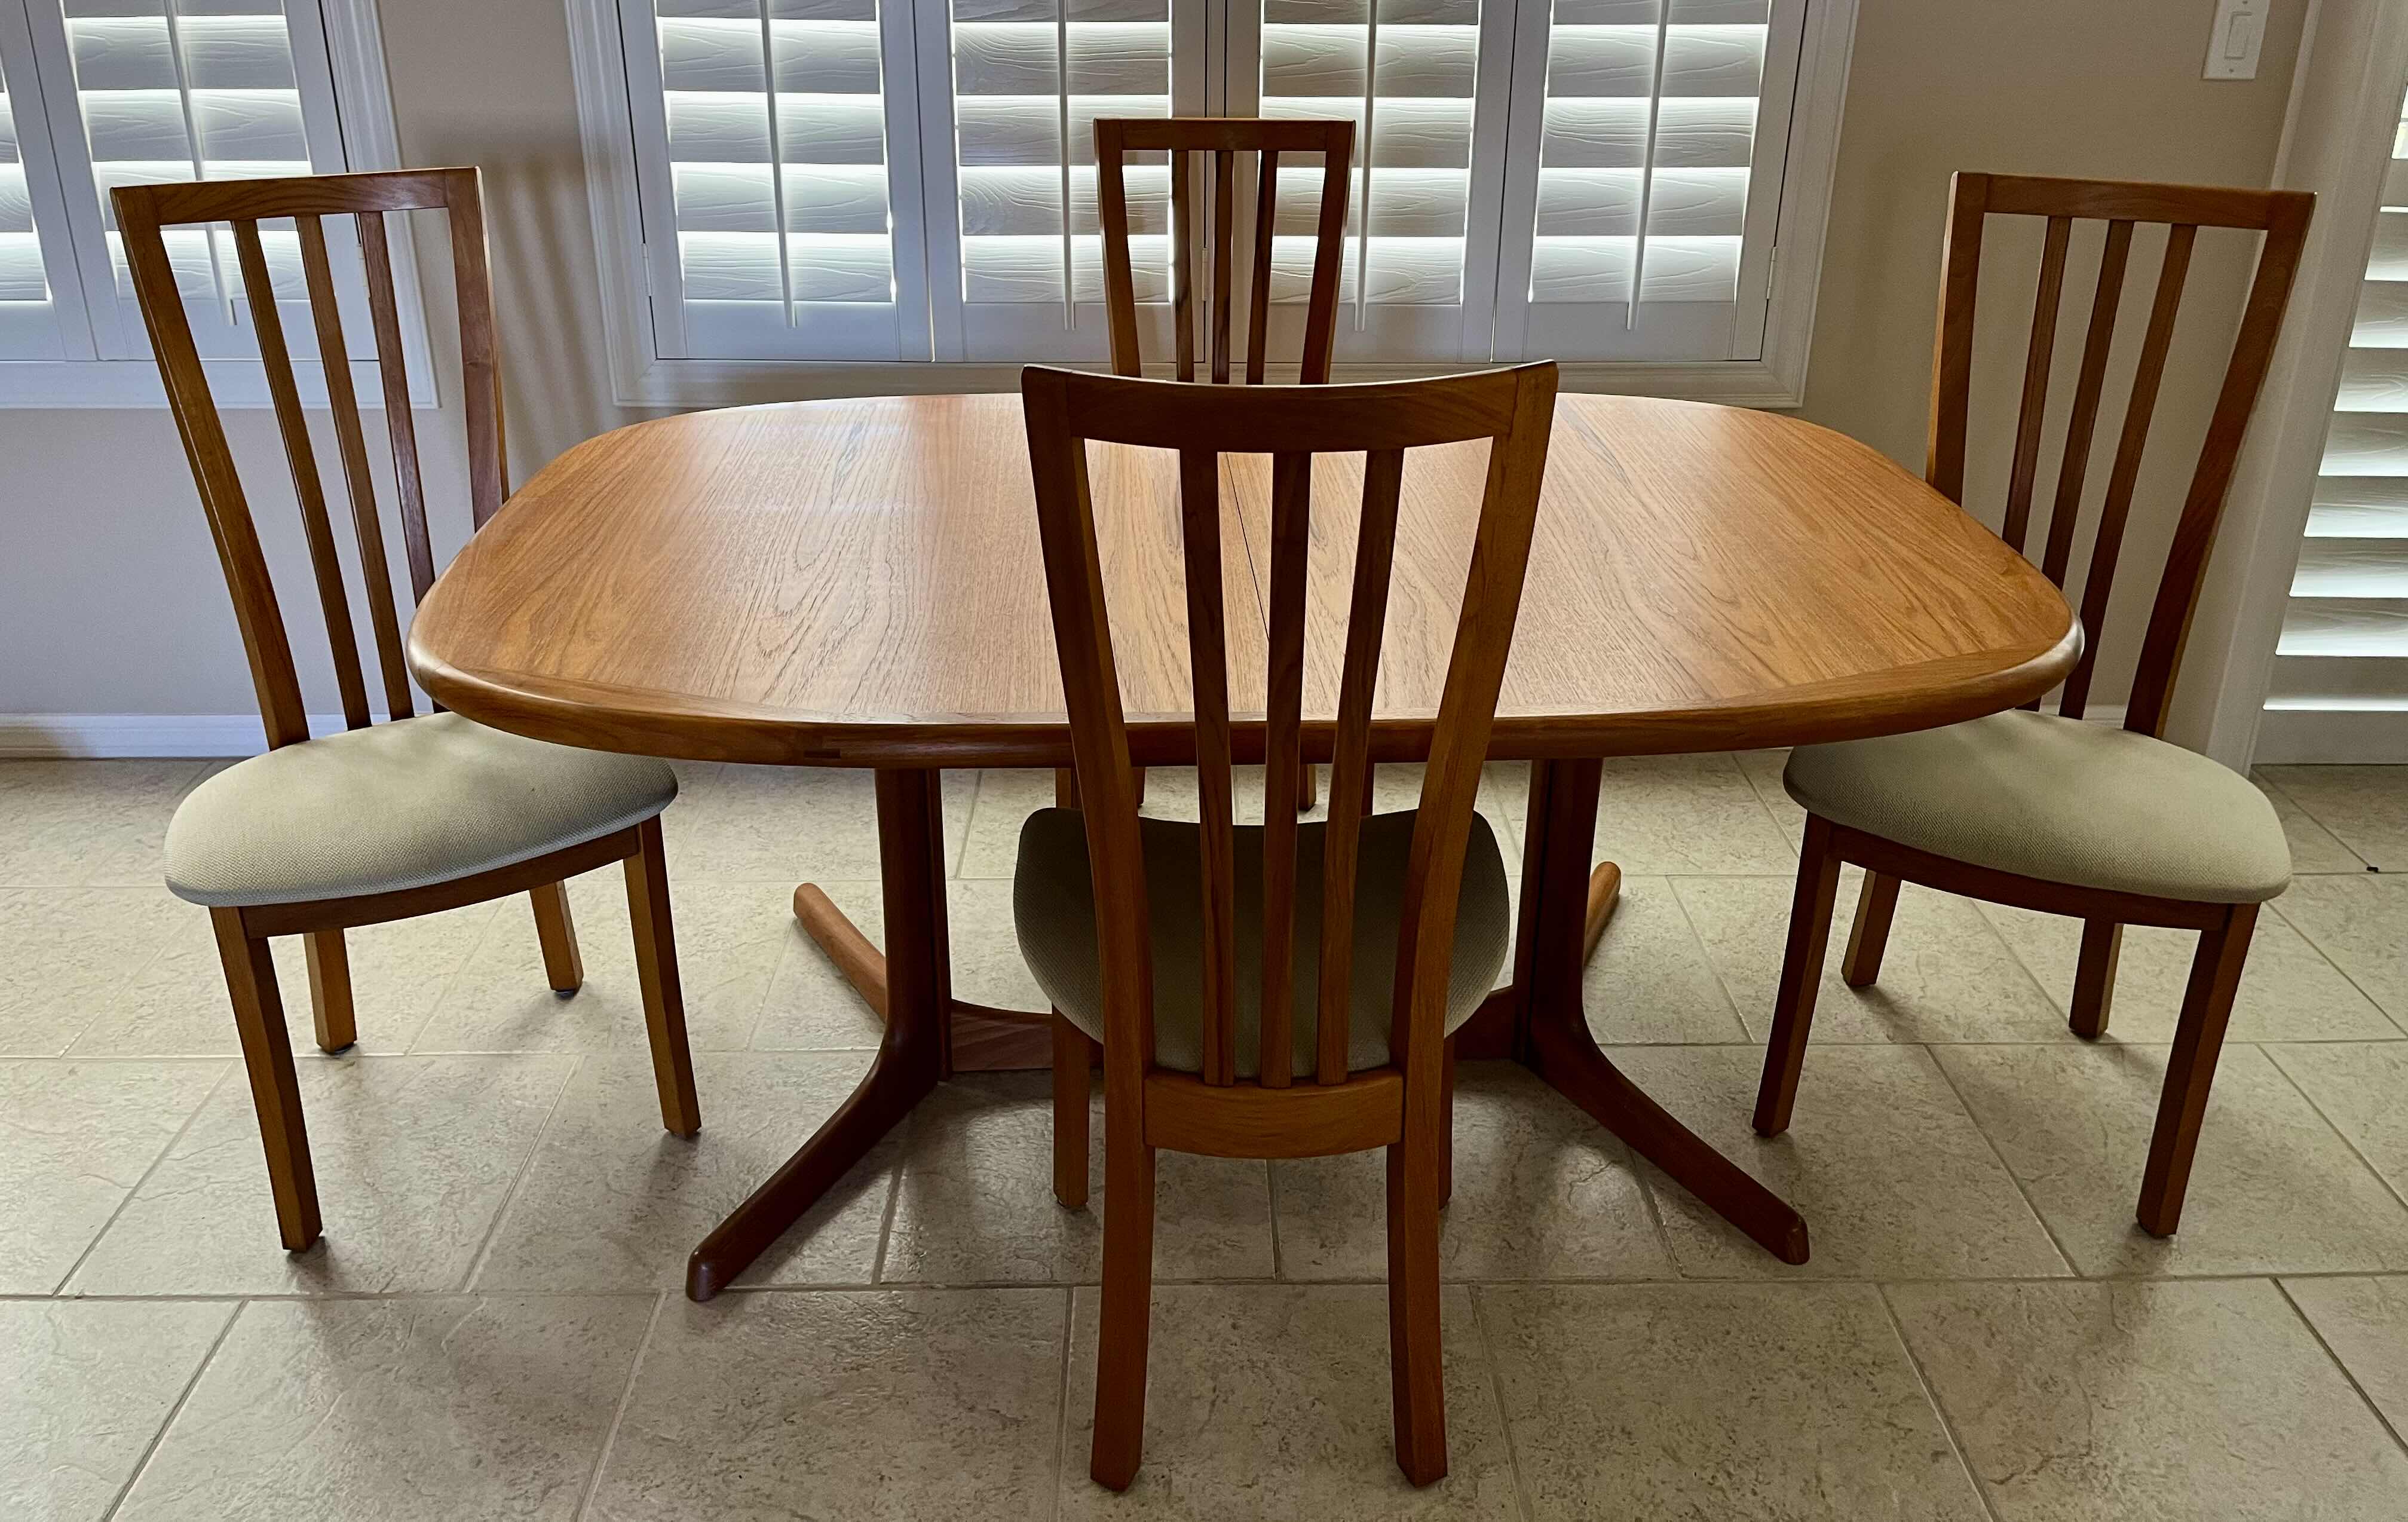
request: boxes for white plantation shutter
[916,0,1205,360]
[626,0,932,360]
[0,32,88,358]
[1231,0,1514,363]
[13,0,363,362]
[1491,0,1802,360]
[2271,77,2408,743]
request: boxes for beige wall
[0,0,2309,730]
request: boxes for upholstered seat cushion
[166,712,678,908]
[1013,807,1511,1077]
[1783,709,2290,904]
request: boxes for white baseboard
[2254,706,2408,764]
[0,713,390,759]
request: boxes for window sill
[0,357,438,411]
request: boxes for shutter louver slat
[0,56,48,306]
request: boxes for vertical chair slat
[1095,122,1142,378]
[357,210,436,602]
[1300,124,1353,385]
[444,168,507,523]
[1258,452,1312,1088]
[2039,219,2134,593]
[1925,173,1989,503]
[2002,215,2070,556]
[1178,447,1237,1084]
[1247,151,1278,385]
[233,217,371,731]
[1316,446,1405,1084]
[1211,149,1235,384]
[296,215,412,719]
[1171,150,1197,382]
[2062,222,2194,719]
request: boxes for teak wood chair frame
[1022,360,1560,1488]
[115,168,699,1252]
[1750,172,2314,1237]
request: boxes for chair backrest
[1021,362,1557,1091]
[1926,172,2312,736]
[114,167,504,751]
[1094,117,1354,385]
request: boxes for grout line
[458,1054,585,1293]
[2271,1275,2408,1460]
[2252,770,2375,874]
[1265,1157,1286,1281]
[1467,1285,1539,1522]
[869,1122,909,1285]
[1047,1285,1076,1522]
[574,1288,669,1522]
[1922,1042,2084,1279]
[98,1296,247,1522]
[2260,894,2408,1042]
[52,1059,238,1295]
[2257,1045,2408,1217]
[1874,1283,2008,1522]
[1661,873,1756,1042]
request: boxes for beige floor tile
[660,763,974,881]
[2263,1041,2408,1197]
[1058,1283,1520,1520]
[1733,747,1807,847]
[1271,1064,1675,1281]
[884,1071,1275,1284]
[412,871,784,1054]
[1980,901,2401,1043]
[1677,871,2066,1044]
[959,767,1069,878]
[1589,754,1796,875]
[2271,875,2408,1030]
[2280,1275,2408,1435]
[115,1296,651,1522]
[0,1299,235,1522]
[1582,874,1752,1043]
[1611,1044,2070,1279]
[71,1054,576,1295]
[587,1287,1066,1522]
[1888,1278,2408,1521]
[1935,1042,2408,1276]
[71,901,497,1058]
[945,877,1053,1010]
[2252,768,2370,873]
[0,1058,224,1293]
[2257,765,2408,870]
[476,1049,893,1291]
[0,760,207,887]
[0,887,183,1055]
[752,878,886,1049]
[1481,1282,1986,1522]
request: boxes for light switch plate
[2205,0,2268,80]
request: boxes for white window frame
[569,0,1855,408]
[0,0,434,408]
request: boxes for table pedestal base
[685,761,1806,1301]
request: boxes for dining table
[406,388,2081,1302]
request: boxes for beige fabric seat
[1784,709,2290,904]
[1014,807,1511,1077]
[166,712,678,908]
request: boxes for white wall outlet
[2204,0,2269,81]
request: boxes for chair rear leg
[529,880,584,994]
[2139,904,2256,1236]
[1090,1114,1157,1490]
[623,819,701,1136]
[211,908,321,1251]
[1838,871,1900,987]
[1386,1128,1448,1486]
[2069,921,2122,1040]
[1298,763,1318,811]
[1752,816,1845,1136]
[1052,1013,1093,1208]
[302,930,356,1052]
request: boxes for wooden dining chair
[1092,115,1355,817]
[1751,173,2314,1238]
[115,168,700,1254]
[1016,361,1558,1487]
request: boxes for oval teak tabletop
[408,391,2078,767]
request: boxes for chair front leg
[2138,903,2257,1236]
[303,930,356,1052]
[2069,921,2122,1040]
[1052,1012,1093,1208]
[212,908,321,1250]
[624,818,701,1136]
[529,880,584,993]
[1752,814,1844,1136]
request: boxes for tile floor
[3,754,2406,1520]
